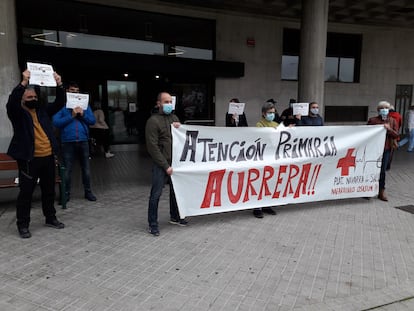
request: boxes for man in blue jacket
[53,82,97,202]
[7,69,65,238]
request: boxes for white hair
[377,101,390,109]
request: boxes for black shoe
[45,219,65,229]
[148,227,160,236]
[253,209,264,218]
[169,218,188,226]
[85,191,97,201]
[18,227,31,239]
[262,207,276,215]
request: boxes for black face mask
[25,100,40,109]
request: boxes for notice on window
[27,62,56,87]
[66,93,89,110]
[228,102,245,115]
[292,102,309,116]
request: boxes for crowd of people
[5,68,410,238]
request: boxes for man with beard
[6,69,65,238]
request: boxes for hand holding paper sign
[228,102,245,115]
[66,93,89,110]
[292,103,309,116]
[26,62,57,87]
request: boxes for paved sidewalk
[0,147,414,311]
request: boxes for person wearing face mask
[296,102,324,126]
[53,82,97,203]
[6,69,65,238]
[145,92,187,236]
[367,101,399,201]
[253,101,279,218]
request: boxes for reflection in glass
[325,57,338,81]
[281,55,299,80]
[107,81,138,143]
[339,58,355,82]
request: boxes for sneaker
[169,218,188,226]
[262,207,276,215]
[148,227,160,236]
[105,152,115,158]
[253,209,264,218]
[45,219,65,229]
[18,227,32,239]
[85,191,97,201]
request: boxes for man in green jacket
[145,92,187,236]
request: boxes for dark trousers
[90,128,110,153]
[61,141,91,195]
[148,164,180,229]
[16,155,57,228]
[379,149,391,190]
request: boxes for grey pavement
[1,145,414,311]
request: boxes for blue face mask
[379,108,389,117]
[310,108,319,115]
[265,113,275,121]
[162,103,173,115]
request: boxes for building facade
[1,0,414,150]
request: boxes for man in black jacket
[6,69,65,238]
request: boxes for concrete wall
[2,0,414,154]
[0,0,19,152]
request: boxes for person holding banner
[253,101,279,218]
[53,82,97,203]
[367,101,399,201]
[6,69,65,238]
[145,92,187,236]
[225,98,248,127]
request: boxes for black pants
[90,128,110,153]
[16,155,57,228]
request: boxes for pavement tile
[1,148,414,311]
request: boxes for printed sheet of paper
[292,102,309,116]
[228,102,245,115]
[27,62,56,87]
[66,93,89,110]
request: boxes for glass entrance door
[107,80,138,144]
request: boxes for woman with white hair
[367,101,399,201]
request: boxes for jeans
[398,129,414,151]
[61,141,92,195]
[379,149,391,190]
[148,164,180,229]
[16,155,57,228]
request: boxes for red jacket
[367,116,399,150]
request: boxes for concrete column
[298,0,329,108]
[0,0,19,152]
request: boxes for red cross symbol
[337,148,356,176]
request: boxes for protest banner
[171,125,386,218]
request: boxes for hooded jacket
[53,106,96,142]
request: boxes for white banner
[171,125,386,218]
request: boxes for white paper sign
[66,93,89,110]
[129,103,137,112]
[171,96,176,110]
[171,125,386,218]
[292,102,309,116]
[27,62,56,87]
[228,102,245,115]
